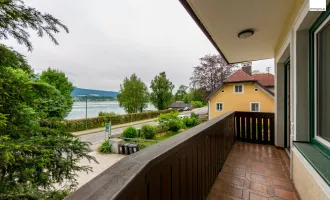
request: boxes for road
[80,107,208,150]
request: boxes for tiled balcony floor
[207,142,300,200]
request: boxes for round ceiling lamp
[238,29,255,39]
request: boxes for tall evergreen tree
[150,72,174,110]
[117,74,149,113]
[0,0,69,51]
[0,44,96,200]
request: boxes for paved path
[79,107,207,150]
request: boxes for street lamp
[77,94,99,129]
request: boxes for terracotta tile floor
[207,142,300,200]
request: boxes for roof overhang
[179,0,297,63]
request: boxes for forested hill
[71,87,118,98]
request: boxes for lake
[66,101,157,120]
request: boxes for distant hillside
[71,87,118,98]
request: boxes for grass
[155,130,183,141]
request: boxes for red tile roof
[224,70,255,83]
[252,73,274,87]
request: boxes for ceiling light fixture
[238,29,254,39]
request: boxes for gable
[209,82,274,101]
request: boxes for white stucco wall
[292,149,330,200]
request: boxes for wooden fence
[66,112,236,200]
[234,112,275,145]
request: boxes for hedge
[63,110,172,132]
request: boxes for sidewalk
[72,118,158,136]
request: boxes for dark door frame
[284,58,290,149]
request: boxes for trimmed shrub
[182,117,198,128]
[190,101,204,108]
[168,120,182,132]
[158,111,180,131]
[122,126,138,138]
[141,124,157,139]
[98,141,112,153]
[64,109,172,132]
[99,111,116,117]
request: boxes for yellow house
[208,66,275,119]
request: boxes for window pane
[317,21,330,142]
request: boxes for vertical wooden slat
[263,117,270,144]
[236,116,241,141]
[251,116,256,143]
[241,114,246,141]
[179,154,187,200]
[201,141,206,199]
[171,158,180,200]
[206,137,210,193]
[270,116,275,145]
[257,116,262,143]
[187,149,193,200]
[246,116,251,142]
[161,161,171,200]
[146,169,161,200]
[197,144,202,200]
[192,147,198,200]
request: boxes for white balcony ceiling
[185,0,296,63]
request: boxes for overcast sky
[4,0,274,92]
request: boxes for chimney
[241,62,252,76]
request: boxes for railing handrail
[66,111,236,200]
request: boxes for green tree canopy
[0,0,69,51]
[0,46,95,199]
[117,74,149,113]
[40,68,74,118]
[150,72,174,110]
[174,85,188,101]
[183,88,206,104]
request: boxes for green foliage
[150,72,174,110]
[190,112,198,119]
[0,46,96,198]
[65,110,172,132]
[98,141,112,153]
[174,85,188,101]
[158,111,183,132]
[168,119,183,132]
[0,0,69,51]
[183,88,206,104]
[40,68,74,119]
[182,117,199,128]
[190,101,204,108]
[0,44,31,73]
[98,111,116,117]
[117,74,149,113]
[141,124,157,139]
[123,126,138,138]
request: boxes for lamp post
[78,94,99,129]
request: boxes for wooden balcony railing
[66,111,274,200]
[235,112,275,145]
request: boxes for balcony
[67,111,298,200]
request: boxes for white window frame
[250,102,260,112]
[313,14,330,148]
[216,102,223,112]
[233,84,244,94]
